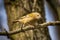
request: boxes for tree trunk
[4,0,50,40]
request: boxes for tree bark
[4,0,50,40]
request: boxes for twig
[32,0,37,11]
[0,21,60,35]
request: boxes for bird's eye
[37,15,39,16]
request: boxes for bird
[13,12,42,24]
[13,12,43,30]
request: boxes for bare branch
[0,21,60,36]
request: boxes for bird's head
[29,12,41,19]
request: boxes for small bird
[13,12,42,24]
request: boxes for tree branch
[0,21,60,36]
